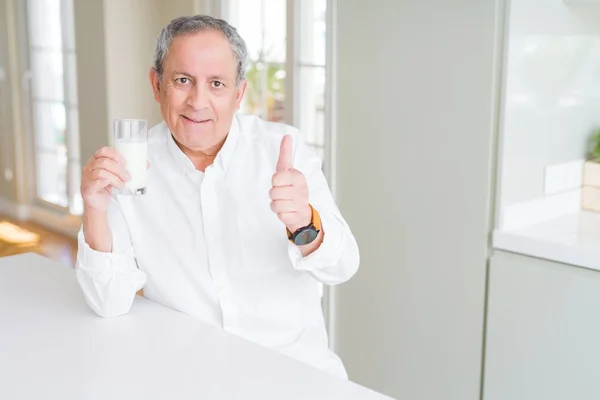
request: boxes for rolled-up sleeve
[76,196,146,317]
[286,133,360,285]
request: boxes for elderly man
[76,15,359,378]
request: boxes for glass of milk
[113,119,147,195]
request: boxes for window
[295,0,327,160]
[226,1,287,123]
[25,0,82,215]
[224,0,330,161]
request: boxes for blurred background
[4,1,600,399]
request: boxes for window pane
[298,66,325,148]
[36,150,68,207]
[30,49,64,101]
[32,101,66,150]
[228,0,286,62]
[27,0,80,213]
[299,0,327,66]
[243,62,286,121]
[227,0,286,121]
[27,0,62,50]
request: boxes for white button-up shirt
[76,114,359,378]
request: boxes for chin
[179,133,218,151]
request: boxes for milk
[115,141,147,195]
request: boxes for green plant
[244,61,285,114]
[593,128,600,161]
[241,37,286,120]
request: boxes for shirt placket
[201,166,239,335]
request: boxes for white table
[0,253,391,400]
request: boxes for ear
[235,79,247,110]
[149,68,161,103]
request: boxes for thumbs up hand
[269,134,312,234]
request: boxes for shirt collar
[165,114,241,175]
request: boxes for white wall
[500,0,600,206]
[160,0,203,25]
[104,0,163,132]
[332,1,502,399]
[0,0,17,202]
[73,0,110,164]
[0,0,27,206]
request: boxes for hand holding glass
[113,119,147,195]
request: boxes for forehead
[164,29,236,77]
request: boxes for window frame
[20,0,81,216]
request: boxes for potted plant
[582,128,600,212]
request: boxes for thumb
[276,134,293,172]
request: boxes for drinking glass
[113,119,147,195]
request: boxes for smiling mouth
[182,115,211,123]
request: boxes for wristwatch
[287,205,322,246]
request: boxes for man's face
[150,29,246,153]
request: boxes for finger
[270,199,300,214]
[269,186,297,201]
[277,212,302,228]
[90,157,131,182]
[272,169,296,187]
[276,134,293,172]
[95,146,127,166]
[273,169,308,188]
[89,169,125,189]
[84,178,110,194]
[289,169,308,187]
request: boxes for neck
[174,135,228,172]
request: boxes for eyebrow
[172,72,230,82]
[207,75,229,82]
[173,71,194,78]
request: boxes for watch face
[294,228,319,246]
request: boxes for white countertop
[0,253,391,400]
[493,211,600,271]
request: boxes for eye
[211,80,225,88]
[176,77,191,85]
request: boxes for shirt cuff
[77,230,134,272]
[287,210,346,272]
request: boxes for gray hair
[153,15,248,87]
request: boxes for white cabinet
[484,250,600,400]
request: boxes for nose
[186,83,210,110]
